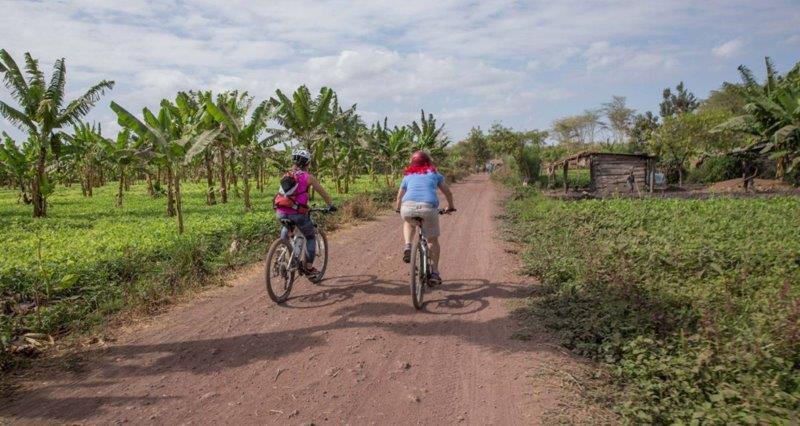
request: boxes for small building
[550,151,657,193]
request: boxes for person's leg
[428,236,440,272]
[293,214,316,265]
[403,221,414,245]
[400,204,416,263]
[277,213,289,240]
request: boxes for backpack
[273,171,309,214]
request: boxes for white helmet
[292,149,311,166]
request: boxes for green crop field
[0,176,389,363]
[505,192,800,423]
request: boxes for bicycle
[408,208,455,310]
[264,207,332,303]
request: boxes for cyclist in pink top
[276,149,336,280]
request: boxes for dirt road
[1,174,592,425]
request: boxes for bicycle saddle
[280,218,296,228]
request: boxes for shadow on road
[1,279,543,421]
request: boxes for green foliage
[506,194,800,423]
[660,81,699,118]
[0,176,385,367]
[650,108,741,185]
[0,49,114,217]
[716,58,800,179]
[488,123,547,182]
[688,155,742,183]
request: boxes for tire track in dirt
[1,174,595,425]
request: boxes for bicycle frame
[281,208,326,264]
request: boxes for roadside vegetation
[0,49,464,368]
[456,58,800,422]
[506,194,799,423]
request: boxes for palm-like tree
[0,131,33,204]
[60,122,104,197]
[111,97,219,233]
[410,109,449,157]
[718,58,800,178]
[206,96,274,211]
[0,49,114,216]
[98,129,138,207]
[269,85,335,168]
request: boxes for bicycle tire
[410,239,426,309]
[265,238,295,303]
[308,229,328,284]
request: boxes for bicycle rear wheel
[410,239,427,310]
[265,238,295,303]
[308,229,328,284]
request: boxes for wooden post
[648,158,654,193]
[563,161,569,194]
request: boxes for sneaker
[403,247,411,263]
[300,265,321,281]
[428,272,442,287]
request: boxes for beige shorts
[401,201,440,237]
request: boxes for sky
[1,0,799,142]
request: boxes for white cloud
[712,38,745,58]
[0,0,798,140]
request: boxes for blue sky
[1,0,799,142]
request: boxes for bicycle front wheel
[265,238,295,303]
[410,239,427,310]
[308,229,329,284]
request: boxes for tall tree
[269,85,335,169]
[716,57,800,178]
[629,111,660,152]
[0,49,114,216]
[660,81,699,118]
[205,95,274,211]
[0,131,33,203]
[602,96,635,144]
[111,98,219,233]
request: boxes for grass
[0,175,391,368]
[505,190,800,423]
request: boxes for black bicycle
[265,207,332,303]
[408,208,455,309]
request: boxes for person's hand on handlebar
[327,204,337,213]
[439,207,457,214]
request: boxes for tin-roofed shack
[550,151,656,193]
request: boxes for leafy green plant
[506,194,800,422]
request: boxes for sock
[403,243,411,250]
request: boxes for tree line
[452,57,799,187]
[0,50,450,232]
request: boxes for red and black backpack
[273,171,309,214]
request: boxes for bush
[688,156,742,183]
[506,194,800,422]
[0,176,388,369]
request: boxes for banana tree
[0,132,33,204]
[60,122,104,196]
[717,58,800,178]
[205,96,273,212]
[410,109,449,157]
[0,49,114,217]
[269,85,335,171]
[111,98,219,233]
[98,129,138,207]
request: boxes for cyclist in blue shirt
[395,151,455,286]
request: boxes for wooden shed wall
[590,155,649,192]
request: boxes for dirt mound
[706,178,794,193]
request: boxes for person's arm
[438,179,455,211]
[395,187,406,212]
[307,175,334,206]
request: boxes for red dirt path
[1,174,597,425]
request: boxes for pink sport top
[276,170,310,215]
